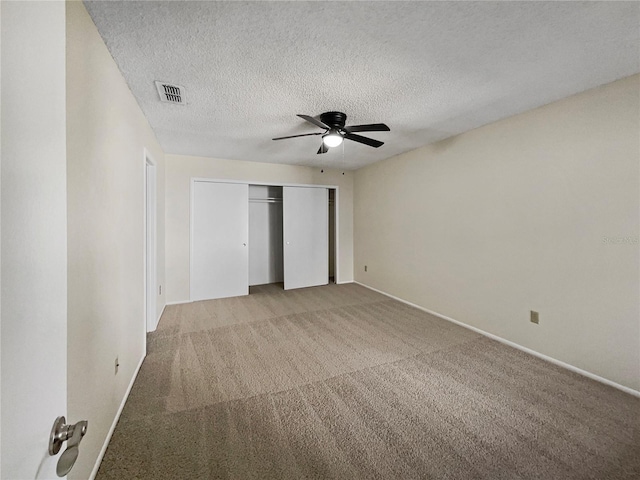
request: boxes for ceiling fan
[272,111,390,154]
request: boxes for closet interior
[249,185,284,287]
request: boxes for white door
[283,186,329,290]
[1,1,68,478]
[191,181,249,301]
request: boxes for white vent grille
[155,81,186,104]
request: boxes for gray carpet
[97,283,640,479]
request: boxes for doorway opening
[247,185,337,292]
[248,185,284,293]
[190,180,339,301]
[329,188,336,284]
[145,155,157,332]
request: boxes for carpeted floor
[97,283,640,479]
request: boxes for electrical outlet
[530,311,539,324]
[115,357,120,374]
[364,265,368,272]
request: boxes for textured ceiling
[84,1,639,170]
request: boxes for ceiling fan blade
[272,132,323,141]
[297,114,330,130]
[344,123,390,133]
[317,143,329,154]
[344,133,384,148]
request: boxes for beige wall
[66,2,165,479]
[165,154,354,303]
[355,75,640,392]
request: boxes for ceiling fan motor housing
[320,111,347,129]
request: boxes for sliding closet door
[191,181,249,301]
[283,186,328,290]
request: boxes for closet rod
[249,197,283,203]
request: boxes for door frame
[328,188,337,283]
[144,150,158,332]
[189,178,341,301]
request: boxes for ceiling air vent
[155,81,186,104]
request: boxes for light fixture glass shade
[322,130,343,148]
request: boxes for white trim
[89,354,145,480]
[144,150,158,333]
[189,178,194,301]
[156,303,166,325]
[191,177,339,190]
[355,281,640,398]
[142,151,147,352]
[333,188,340,284]
[166,300,191,306]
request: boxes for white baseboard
[89,354,146,480]
[166,300,191,306]
[355,281,640,398]
[146,304,166,333]
[156,303,166,325]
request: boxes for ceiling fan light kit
[322,129,343,148]
[273,111,390,154]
